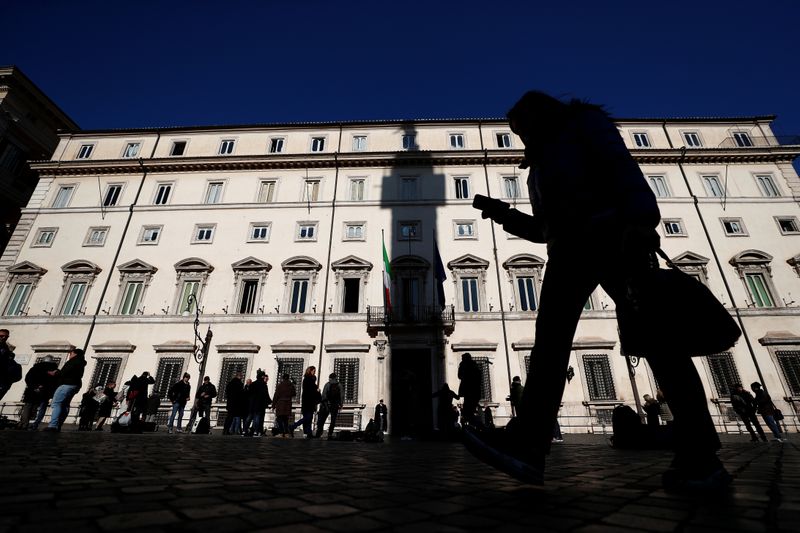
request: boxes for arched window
[729,250,779,308]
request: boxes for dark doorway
[342,278,360,313]
[391,348,433,438]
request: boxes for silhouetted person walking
[458,353,481,425]
[730,383,766,442]
[751,382,785,441]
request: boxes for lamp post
[185,293,212,431]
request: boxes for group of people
[730,382,786,442]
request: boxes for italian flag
[382,237,392,311]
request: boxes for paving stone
[96,509,181,530]
[297,503,359,518]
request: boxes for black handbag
[617,249,741,357]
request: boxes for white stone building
[1,115,799,435]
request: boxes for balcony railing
[367,305,455,333]
[716,135,800,149]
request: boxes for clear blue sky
[2,1,798,139]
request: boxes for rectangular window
[118,281,143,315]
[683,132,702,147]
[61,282,88,315]
[84,227,108,246]
[461,277,480,312]
[311,137,325,152]
[205,182,224,204]
[745,273,774,307]
[349,178,365,201]
[219,358,248,401]
[277,358,304,402]
[455,221,475,238]
[154,183,172,205]
[249,223,271,242]
[706,353,741,397]
[334,358,359,403]
[52,186,75,208]
[170,141,187,156]
[776,350,800,396]
[33,228,57,247]
[663,219,685,236]
[193,225,215,243]
[269,137,285,153]
[632,132,651,148]
[402,134,416,150]
[496,133,511,148]
[91,357,122,388]
[103,184,123,207]
[454,177,470,199]
[342,278,360,313]
[646,175,669,197]
[352,135,367,151]
[155,357,184,397]
[303,180,320,202]
[344,223,365,241]
[756,175,780,197]
[583,354,616,400]
[474,356,492,401]
[238,280,259,314]
[290,279,309,313]
[257,180,276,203]
[517,277,536,311]
[777,217,800,235]
[140,226,161,244]
[584,298,594,311]
[401,177,417,200]
[297,223,317,241]
[178,281,200,314]
[76,144,94,159]
[503,176,520,199]
[398,221,420,241]
[702,175,724,198]
[721,218,747,236]
[218,139,235,155]
[449,133,465,149]
[733,132,753,147]
[122,142,141,158]
[4,283,31,316]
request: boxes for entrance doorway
[391,348,433,438]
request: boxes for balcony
[367,305,455,336]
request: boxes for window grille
[524,355,531,375]
[91,357,122,388]
[155,357,184,397]
[596,408,613,426]
[706,352,741,397]
[277,358,304,402]
[334,358,359,403]
[583,354,616,400]
[218,358,248,401]
[474,356,492,401]
[776,350,800,396]
[36,356,62,366]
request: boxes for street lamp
[186,293,212,430]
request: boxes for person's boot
[462,420,545,485]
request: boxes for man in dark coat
[193,376,217,421]
[44,347,87,431]
[125,372,155,423]
[167,373,191,433]
[730,383,767,442]
[374,399,388,432]
[0,329,18,401]
[244,371,271,437]
[457,353,481,425]
[18,355,59,429]
[224,371,244,435]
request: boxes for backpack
[6,359,22,384]
[327,382,342,407]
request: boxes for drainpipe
[83,133,161,351]
[316,124,343,372]
[478,122,514,395]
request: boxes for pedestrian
[457,353,481,425]
[483,405,495,428]
[469,90,730,490]
[244,370,271,437]
[643,394,661,427]
[17,355,58,430]
[78,386,102,430]
[315,372,343,438]
[273,373,295,437]
[0,328,19,401]
[290,366,319,438]
[656,388,673,424]
[508,376,524,417]
[94,381,118,431]
[750,382,785,442]
[552,420,564,443]
[44,347,87,431]
[224,371,244,435]
[374,399,388,432]
[125,372,155,423]
[145,391,161,423]
[432,383,460,437]
[192,376,217,422]
[167,373,191,433]
[730,383,767,442]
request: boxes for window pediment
[7,261,47,276]
[281,256,322,271]
[232,257,272,272]
[391,255,429,270]
[503,254,545,270]
[730,249,773,266]
[331,255,373,271]
[672,251,710,266]
[62,260,101,275]
[174,257,214,273]
[117,259,158,274]
[447,254,489,270]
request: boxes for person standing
[643,394,661,427]
[44,347,86,431]
[457,353,481,425]
[433,383,460,437]
[290,366,319,438]
[0,329,19,401]
[751,382,785,441]
[469,90,729,490]
[730,383,767,442]
[125,372,155,423]
[508,376,524,417]
[315,372,343,439]
[17,355,58,430]
[273,373,296,437]
[244,371,271,437]
[167,373,191,433]
[375,399,388,432]
[224,371,244,435]
[94,381,118,431]
[78,386,101,430]
[192,376,217,422]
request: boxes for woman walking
[290,366,320,438]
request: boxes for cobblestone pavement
[0,429,797,532]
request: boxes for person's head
[461,353,472,362]
[329,372,337,380]
[643,394,652,401]
[282,373,290,382]
[733,383,743,391]
[379,399,384,405]
[0,329,9,341]
[203,376,210,383]
[245,378,252,385]
[512,376,521,383]
[42,355,54,363]
[69,347,84,359]
[95,386,104,392]
[304,366,316,377]
[107,380,116,388]
[751,382,762,391]
[141,371,149,378]
[507,91,570,142]
[235,371,243,380]
[182,373,190,382]
[263,373,269,382]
